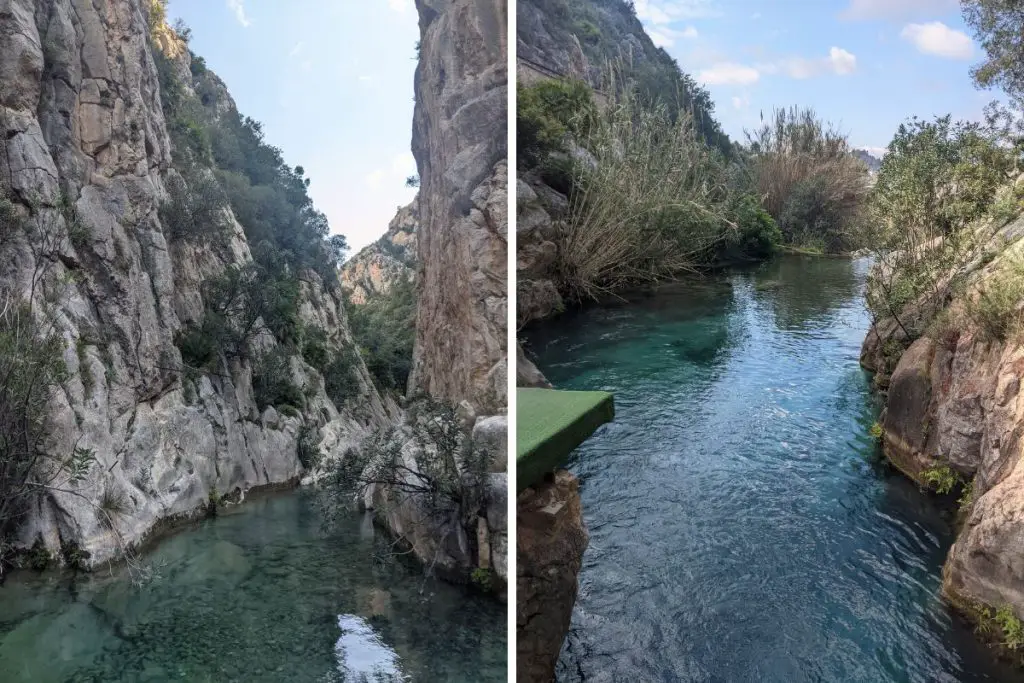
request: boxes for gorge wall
[340,200,418,306]
[0,0,392,567]
[410,0,508,417]
[373,0,509,596]
[863,212,1024,644]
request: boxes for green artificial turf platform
[516,387,614,493]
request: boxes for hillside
[0,0,394,570]
[517,0,730,153]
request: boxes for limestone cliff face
[0,0,391,566]
[863,213,1024,634]
[340,200,418,306]
[410,0,507,416]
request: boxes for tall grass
[746,107,871,251]
[556,91,735,300]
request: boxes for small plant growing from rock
[470,567,494,592]
[207,486,222,517]
[922,465,960,495]
[25,538,51,572]
[60,540,91,572]
[869,422,883,440]
[958,478,977,512]
[995,605,1024,650]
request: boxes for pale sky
[168,0,420,254]
[632,0,1000,157]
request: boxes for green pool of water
[0,491,506,682]
[527,255,1019,682]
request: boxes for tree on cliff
[963,0,1024,104]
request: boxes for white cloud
[697,63,760,86]
[900,22,974,59]
[840,0,959,20]
[388,0,411,12]
[765,47,857,79]
[226,0,251,27]
[648,24,699,48]
[289,42,304,57]
[634,0,719,22]
[731,94,750,110]
[828,47,857,74]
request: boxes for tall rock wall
[863,213,1024,643]
[410,0,508,416]
[0,0,391,566]
[340,200,418,306]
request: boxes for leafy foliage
[252,348,303,411]
[517,79,596,168]
[745,107,871,253]
[318,396,493,546]
[963,1,1024,104]
[864,114,1019,339]
[159,167,231,243]
[346,276,416,393]
[965,252,1024,341]
[922,465,961,495]
[556,90,736,299]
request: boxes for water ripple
[529,256,1017,683]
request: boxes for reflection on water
[333,614,405,682]
[527,255,1018,683]
[0,491,505,682]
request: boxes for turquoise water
[0,491,506,682]
[527,255,1019,682]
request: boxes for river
[0,490,506,682]
[527,255,1018,682]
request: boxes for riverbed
[0,491,506,682]
[527,255,1018,682]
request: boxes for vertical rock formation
[517,471,588,683]
[863,213,1024,647]
[398,0,507,596]
[0,0,390,566]
[410,0,508,416]
[339,200,419,306]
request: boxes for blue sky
[632,0,998,156]
[167,0,419,254]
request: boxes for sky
[631,0,1000,157]
[167,0,420,255]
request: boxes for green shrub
[746,106,870,252]
[966,253,1024,342]
[922,465,960,494]
[159,168,230,243]
[720,194,781,260]
[777,176,856,252]
[346,276,415,393]
[471,567,494,592]
[557,90,735,299]
[958,477,977,510]
[517,79,596,169]
[301,327,331,370]
[252,348,303,411]
[297,423,322,470]
[26,538,51,572]
[322,348,360,408]
[869,422,884,440]
[996,605,1024,650]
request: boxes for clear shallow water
[527,255,1019,683]
[0,491,506,682]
